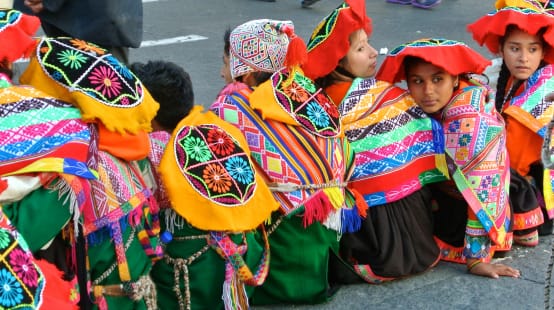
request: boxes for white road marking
[140,35,208,47]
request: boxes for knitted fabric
[20,37,159,135]
[338,78,448,206]
[443,79,512,249]
[377,38,491,84]
[304,0,372,80]
[0,9,40,62]
[159,106,278,232]
[230,19,292,79]
[504,64,554,218]
[468,6,554,63]
[211,70,357,231]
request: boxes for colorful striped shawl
[211,87,353,230]
[442,80,510,246]
[338,78,448,206]
[505,64,554,218]
[0,84,96,179]
[84,151,161,282]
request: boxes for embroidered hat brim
[20,37,159,135]
[304,0,372,80]
[159,106,279,232]
[376,38,491,84]
[0,9,40,62]
[467,6,554,63]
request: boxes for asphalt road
[129,1,553,309]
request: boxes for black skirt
[334,187,440,281]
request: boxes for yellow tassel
[323,187,345,210]
[281,65,304,89]
[544,170,554,216]
[435,154,450,180]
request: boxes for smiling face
[406,60,458,114]
[340,29,378,78]
[500,27,545,81]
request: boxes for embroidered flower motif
[9,249,38,287]
[69,39,106,55]
[455,147,469,162]
[203,163,232,193]
[460,118,475,133]
[207,128,235,156]
[294,74,316,93]
[284,81,310,103]
[89,65,122,98]
[39,46,50,54]
[317,93,339,118]
[307,101,330,127]
[120,97,130,106]
[105,56,133,79]
[225,156,253,184]
[182,136,212,162]
[0,268,23,307]
[0,229,10,250]
[458,134,472,147]
[57,49,88,70]
[448,120,460,133]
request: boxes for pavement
[14,0,554,309]
[254,235,554,310]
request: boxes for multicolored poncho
[211,69,363,233]
[504,64,554,219]
[441,78,512,258]
[338,78,448,207]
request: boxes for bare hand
[24,0,44,14]
[468,260,520,279]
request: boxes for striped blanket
[0,85,95,179]
[338,78,448,207]
[443,79,511,248]
[505,64,554,218]
[211,70,360,232]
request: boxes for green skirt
[251,212,340,305]
[151,216,265,310]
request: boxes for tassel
[435,153,450,180]
[349,188,368,218]
[340,207,362,233]
[544,170,554,219]
[323,187,345,209]
[323,208,342,232]
[222,263,249,310]
[302,191,333,227]
[281,24,308,89]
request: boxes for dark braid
[494,61,510,112]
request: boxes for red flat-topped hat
[467,5,554,63]
[376,38,491,84]
[0,7,40,62]
[303,0,372,80]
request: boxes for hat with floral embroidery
[159,105,279,232]
[303,0,372,80]
[230,19,307,79]
[19,37,159,135]
[0,8,40,63]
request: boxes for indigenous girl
[19,35,164,309]
[210,19,362,304]
[130,60,278,310]
[303,0,447,283]
[377,38,519,278]
[0,6,98,309]
[468,1,554,243]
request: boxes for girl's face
[500,28,545,81]
[220,53,233,84]
[340,29,378,78]
[406,61,458,114]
